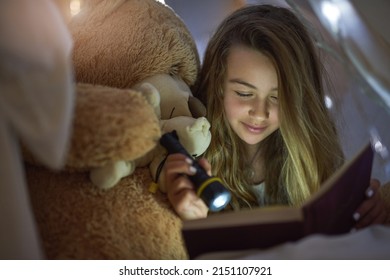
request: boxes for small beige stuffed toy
[90,74,211,190]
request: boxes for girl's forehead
[225,46,277,85]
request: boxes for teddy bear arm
[65,83,161,169]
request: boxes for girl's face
[223,45,280,147]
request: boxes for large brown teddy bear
[24,0,390,260]
[25,0,202,259]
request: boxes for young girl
[163,5,386,227]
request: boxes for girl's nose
[249,99,269,119]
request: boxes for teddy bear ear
[188,96,207,118]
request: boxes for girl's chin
[240,134,266,146]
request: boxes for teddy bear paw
[90,160,135,189]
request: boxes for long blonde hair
[194,5,344,209]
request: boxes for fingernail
[353,212,360,221]
[366,188,374,198]
[185,157,193,164]
[189,166,197,174]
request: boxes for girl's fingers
[354,179,387,229]
[355,198,386,229]
[167,175,208,220]
[164,154,196,184]
[167,175,197,204]
[367,179,381,197]
[163,153,209,220]
[197,157,212,176]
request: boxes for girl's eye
[269,95,278,103]
[235,91,252,97]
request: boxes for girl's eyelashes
[234,91,252,97]
[234,91,278,103]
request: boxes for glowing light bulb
[321,1,341,33]
[70,0,81,17]
[325,95,333,109]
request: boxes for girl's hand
[163,153,210,220]
[353,179,387,229]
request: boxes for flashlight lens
[210,192,231,212]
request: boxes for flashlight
[160,131,231,212]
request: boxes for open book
[182,143,374,259]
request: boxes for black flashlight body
[160,131,231,212]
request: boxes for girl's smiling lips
[242,122,267,133]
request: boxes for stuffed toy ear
[188,96,207,118]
